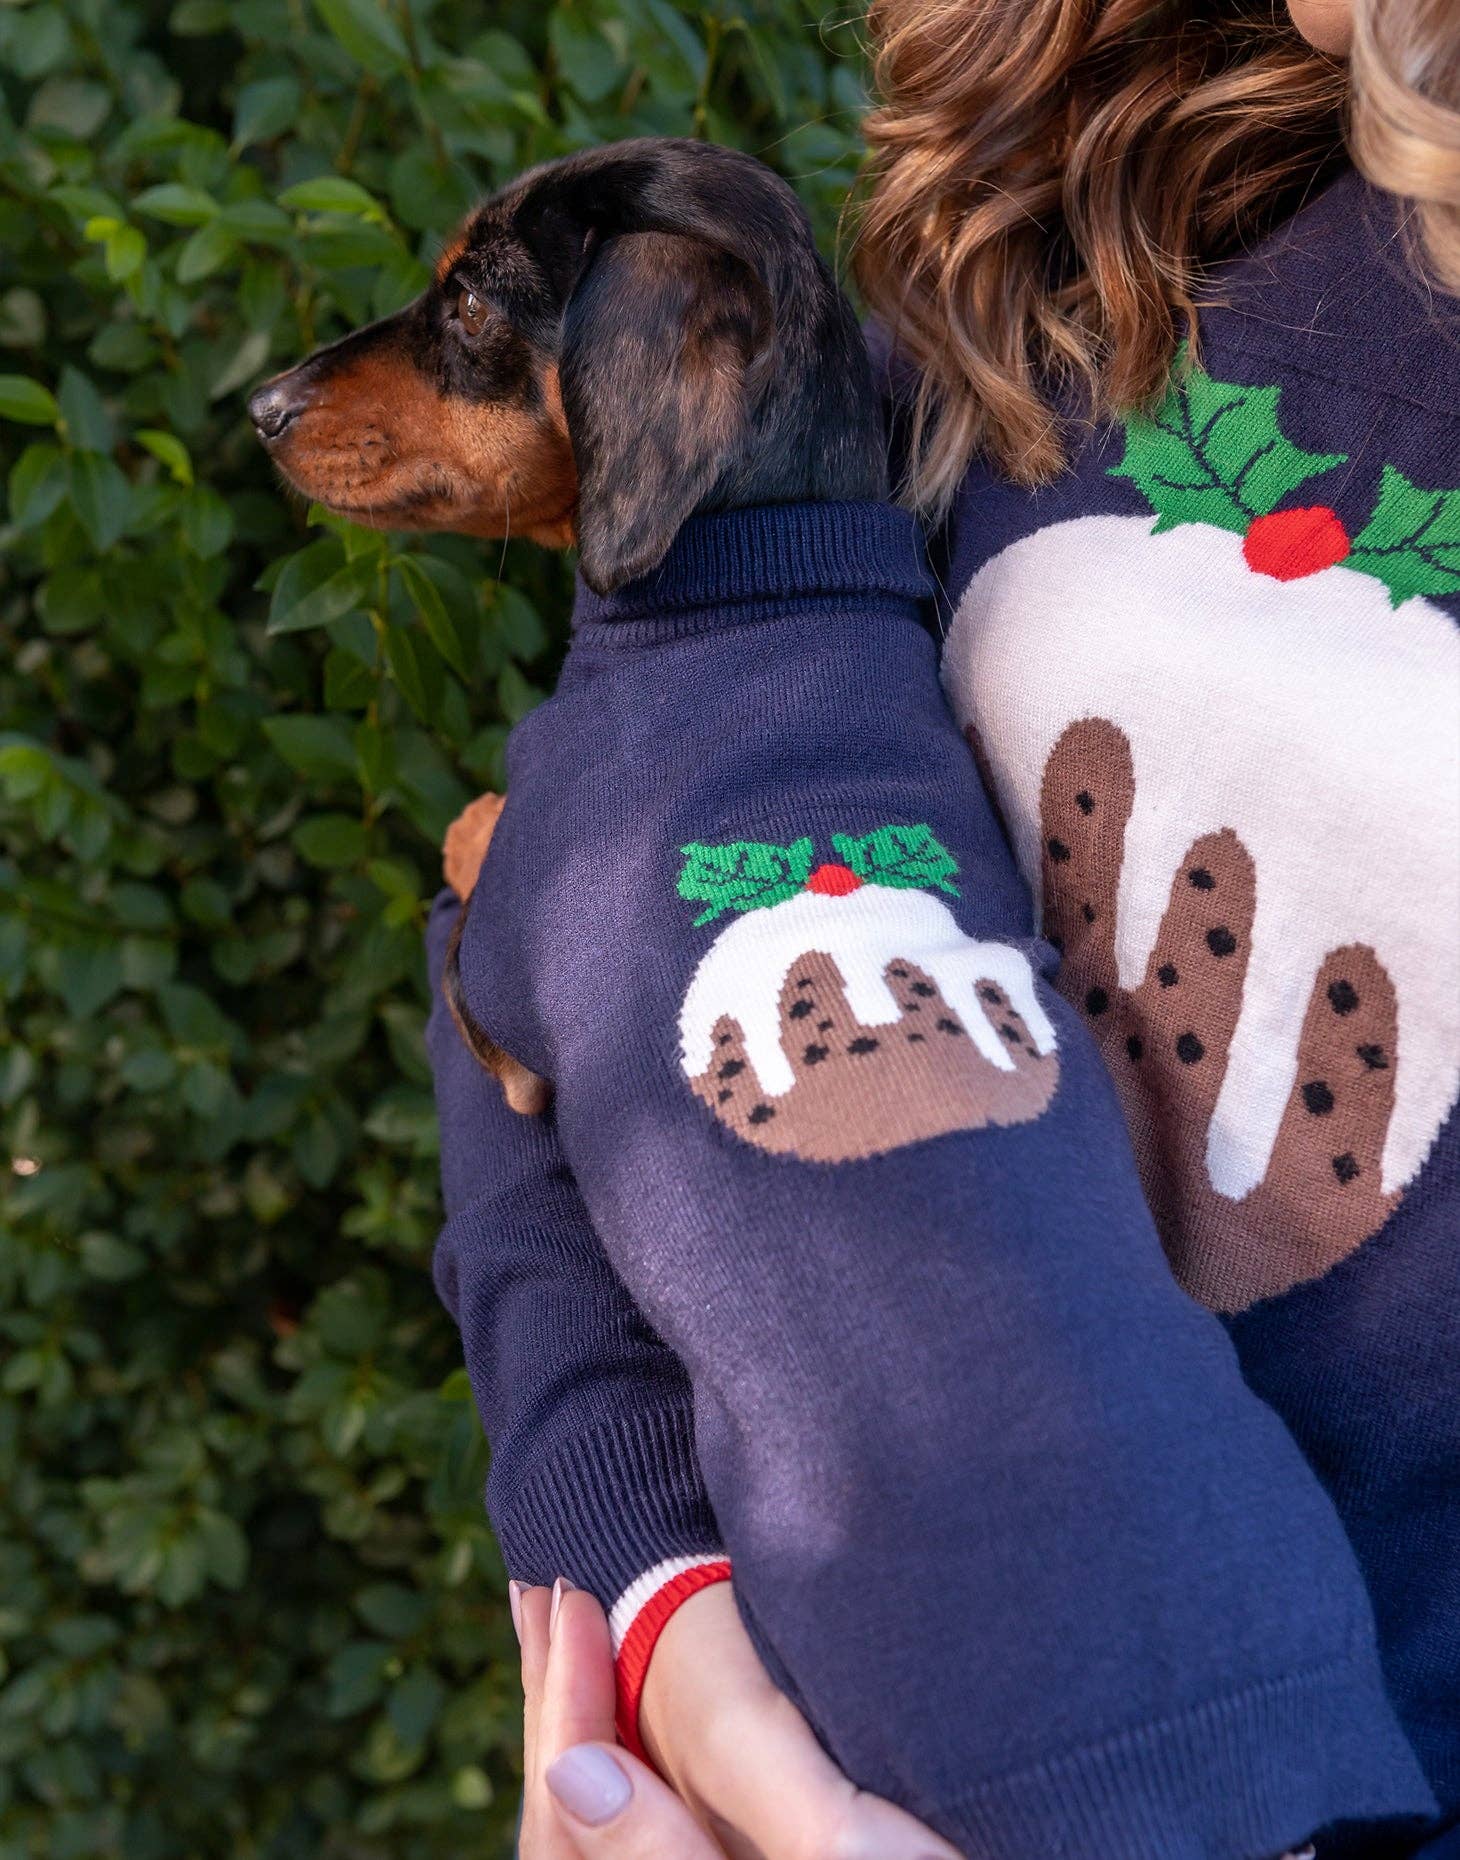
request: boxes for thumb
[545,1742,727,1859]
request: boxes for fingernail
[545,1745,632,1826]
[507,1580,524,1643]
[549,1575,574,1636]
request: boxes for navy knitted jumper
[445,495,1433,1856]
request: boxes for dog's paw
[444,791,506,901]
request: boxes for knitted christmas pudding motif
[942,363,1460,1313]
[1109,357,1460,604]
[675,825,1059,1162]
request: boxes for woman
[428,0,1460,1851]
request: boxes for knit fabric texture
[438,491,1435,1856]
[936,168,1460,1830]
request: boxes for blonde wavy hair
[855,0,1460,511]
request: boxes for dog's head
[249,138,885,593]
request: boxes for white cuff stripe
[608,1554,727,1655]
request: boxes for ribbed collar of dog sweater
[571,501,932,630]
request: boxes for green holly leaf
[831,824,959,896]
[1345,464,1460,607]
[1110,364,1346,534]
[676,838,813,926]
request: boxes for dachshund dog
[249,136,883,588]
[250,137,885,1108]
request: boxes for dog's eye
[458,289,488,338]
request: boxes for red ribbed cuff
[610,1556,733,1760]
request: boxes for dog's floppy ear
[558,230,765,593]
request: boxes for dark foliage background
[0,3,863,1852]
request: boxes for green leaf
[279,174,386,219]
[393,556,469,679]
[832,823,960,896]
[356,1582,428,1638]
[1109,364,1345,534]
[387,1665,446,1745]
[383,622,443,721]
[58,364,115,450]
[231,75,301,149]
[0,374,59,426]
[79,1232,147,1280]
[67,451,133,551]
[268,541,373,634]
[55,942,125,1018]
[292,812,367,868]
[549,11,622,103]
[133,183,219,227]
[326,1640,393,1716]
[312,0,410,75]
[135,428,193,486]
[180,484,234,557]
[175,220,239,284]
[1346,464,1460,606]
[676,838,814,926]
[262,714,359,783]
[8,442,68,526]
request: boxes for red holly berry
[806,863,862,897]
[1242,506,1350,582]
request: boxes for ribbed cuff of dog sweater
[489,1407,729,1756]
[572,500,932,628]
[490,1404,724,1601]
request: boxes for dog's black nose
[248,378,306,441]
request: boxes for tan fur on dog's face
[248,221,579,545]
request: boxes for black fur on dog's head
[248,138,887,592]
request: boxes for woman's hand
[640,1581,960,1860]
[519,1580,728,1858]
[518,1578,961,1860]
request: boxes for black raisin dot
[904,1001,921,1013]
[936,1018,963,1036]
[803,1043,828,1065]
[1158,963,1179,988]
[1047,837,1071,864]
[817,1019,833,1032]
[979,986,1002,1004]
[1176,1031,1204,1064]
[1082,902,1096,923]
[907,1032,925,1044]
[1188,867,1215,891]
[718,1058,744,1080]
[717,1032,733,1046]
[889,966,908,978]
[1302,1080,1335,1116]
[1085,986,1110,1016]
[747,1103,775,1125]
[1332,1152,1361,1185]
[1206,926,1237,957]
[1328,979,1360,1015]
[788,999,812,1020]
[911,981,935,998]
[1048,934,1065,955]
[717,1089,732,1104]
[1000,1022,1021,1042]
[1357,1043,1388,1070]
[848,1036,879,1056]
[1126,1034,1144,1062]
[1075,791,1095,815]
[796,977,813,989]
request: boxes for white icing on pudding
[943,513,1460,1199]
[678,885,1055,1098]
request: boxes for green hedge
[0,4,863,1853]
